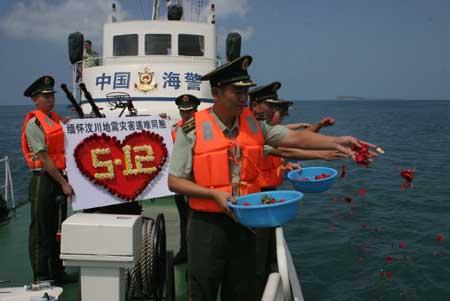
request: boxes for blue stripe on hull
[81,97,214,104]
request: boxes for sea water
[1,100,449,300]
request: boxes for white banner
[64,116,174,211]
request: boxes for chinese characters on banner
[65,116,174,210]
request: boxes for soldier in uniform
[172,94,201,264]
[249,82,347,297]
[168,55,376,300]
[21,76,77,284]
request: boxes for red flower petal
[436,233,445,241]
[340,165,347,178]
[386,256,393,264]
[386,271,393,278]
[344,197,352,203]
[400,168,415,190]
[399,241,405,249]
[358,189,367,196]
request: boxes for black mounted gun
[60,83,84,118]
[79,83,103,118]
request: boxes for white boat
[71,2,218,119]
[0,1,304,300]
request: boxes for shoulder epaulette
[182,118,196,134]
[255,112,266,121]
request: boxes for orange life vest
[21,110,66,170]
[258,155,284,188]
[171,120,184,142]
[190,107,265,212]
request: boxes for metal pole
[3,157,8,206]
[7,159,15,214]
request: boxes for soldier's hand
[62,182,75,198]
[335,136,378,158]
[61,116,71,124]
[283,161,302,172]
[212,190,237,221]
[318,117,335,128]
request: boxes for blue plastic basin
[287,167,337,193]
[228,190,303,228]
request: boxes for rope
[126,214,167,300]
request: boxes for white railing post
[3,156,8,203]
[1,156,16,215]
[6,158,15,213]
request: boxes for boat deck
[0,197,188,301]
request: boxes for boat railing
[0,156,16,215]
[263,227,304,301]
[75,55,220,68]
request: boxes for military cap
[201,55,256,87]
[249,82,282,104]
[275,99,294,116]
[276,100,294,108]
[24,76,56,97]
[175,94,201,111]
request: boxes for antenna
[207,3,215,24]
[111,3,117,22]
[197,0,203,22]
[152,0,160,20]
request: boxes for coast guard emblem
[135,67,157,92]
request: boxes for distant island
[336,96,366,101]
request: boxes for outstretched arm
[269,147,348,161]
[283,122,311,130]
[276,129,376,158]
[306,117,335,133]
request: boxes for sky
[1,0,450,105]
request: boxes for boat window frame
[144,33,172,55]
[113,34,139,56]
[178,34,205,57]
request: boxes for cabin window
[113,34,138,56]
[145,34,172,55]
[178,34,204,56]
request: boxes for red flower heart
[74,131,168,201]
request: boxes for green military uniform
[83,49,100,68]
[169,56,289,300]
[173,94,201,265]
[249,81,288,297]
[23,76,67,282]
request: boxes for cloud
[0,0,127,45]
